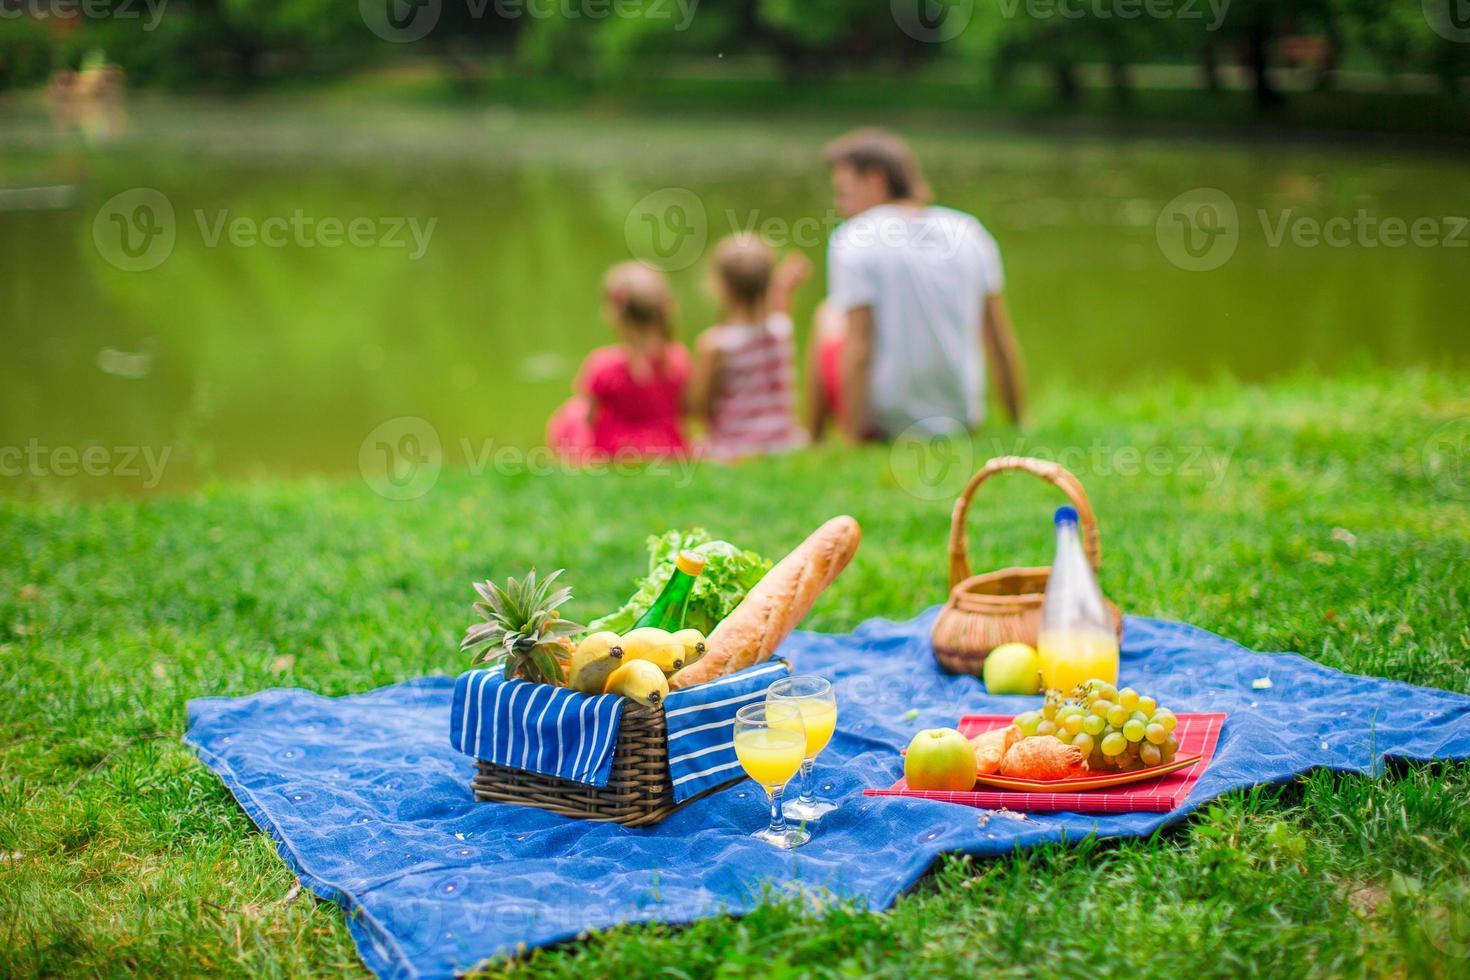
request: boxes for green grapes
[1015,685,1182,773]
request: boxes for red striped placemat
[864,712,1227,814]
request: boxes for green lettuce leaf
[586,529,772,636]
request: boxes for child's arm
[768,252,812,316]
[685,332,720,423]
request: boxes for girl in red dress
[547,262,691,462]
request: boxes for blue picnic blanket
[185,610,1470,980]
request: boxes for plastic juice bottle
[1037,505,1119,693]
[631,550,705,631]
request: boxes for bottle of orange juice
[1037,506,1118,693]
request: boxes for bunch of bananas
[566,626,707,708]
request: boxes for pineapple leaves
[460,568,583,685]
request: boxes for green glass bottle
[631,550,705,632]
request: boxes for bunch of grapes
[1013,680,1180,772]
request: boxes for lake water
[2,96,1467,495]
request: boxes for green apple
[983,642,1043,695]
[904,728,976,791]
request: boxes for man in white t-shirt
[806,128,1025,441]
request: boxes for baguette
[669,515,860,689]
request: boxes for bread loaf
[669,515,860,689]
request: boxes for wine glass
[733,701,809,849]
[766,675,838,822]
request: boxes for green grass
[2,368,1469,976]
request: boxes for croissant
[999,736,1087,780]
[971,725,1021,775]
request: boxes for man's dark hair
[823,128,932,204]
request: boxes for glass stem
[797,758,816,804]
[767,785,789,836]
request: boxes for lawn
[2,367,1468,976]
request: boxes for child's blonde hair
[711,233,776,307]
[603,261,674,341]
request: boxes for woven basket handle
[947,456,1103,589]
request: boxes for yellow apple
[983,642,1043,695]
[904,728,977,791]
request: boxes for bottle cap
[1054,505,1079,526]
[675,550,705,576]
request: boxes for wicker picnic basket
[931,456,1122,677]
[470,702,706,827]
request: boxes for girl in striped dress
[688,234,811,462]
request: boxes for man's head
[824,128,932,218]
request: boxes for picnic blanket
[185,610,1470,980]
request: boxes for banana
[603,659,669,708]
[619,627,685,675]
[566,631,624,694]
[670,628,707,666]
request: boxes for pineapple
[461,569,583,685]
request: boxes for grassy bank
[2,368,1468,975]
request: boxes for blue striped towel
[450,672,625,787]
[664,660,790,802]
[449,660,791,800]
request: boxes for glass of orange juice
[767,675,838,823]
[734,702,809,848]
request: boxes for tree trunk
[1200,41,1222,93]
[1245,18,1283,111]
[1108,60,1132,107]
[1053,61,1080,105]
